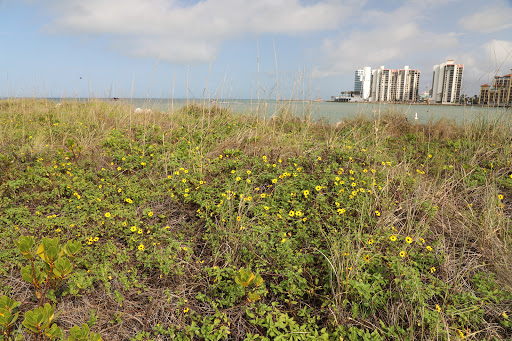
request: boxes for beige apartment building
[479,71,512,106]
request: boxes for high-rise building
[396,66,421,102]
[369,66,420,102]
[354,69,364,95]
[431,60,464,104]
[354,66,372,100]
[479,70,512,106]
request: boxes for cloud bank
[36,0,363,62]
[458,1,512,33]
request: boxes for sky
[1,0,512,99]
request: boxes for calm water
[55,97,508,124]
[125,98,511,124]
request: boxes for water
[63,97,512,124]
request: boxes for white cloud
[34,0,364,63]
[313,19,458,78]
[444,39,512,95]
[458,2,512,33]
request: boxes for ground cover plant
[1,98,512,340]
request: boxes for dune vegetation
[1,98,512,340]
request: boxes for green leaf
[253,274,264,287]
[15,236,35,259]
[235,268,255,287]
[54,257,73,279]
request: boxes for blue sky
[1,0,512,99]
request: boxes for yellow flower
[296,211,303,217]
[138,229,143,234]
[272,178,277,183]
[105,212,111,218]
[315,185,322,191]
[281,238,287,243]
[364,255,370,262]
[288,211,295,217]
[130,226,137,232]
[138,244,145,251]
[426,245,433,251]
[390,235,397,241]
[405,236,413,244]
[141,162,146,166]
[260,193,266,198]
[247,170,252,175]
[303,190,309,197]
[317,156,322,161]
[399,251,406,258]
[125,198,133,203]
[237,216,241,221]
[148,211,153,217]
[498,194,504,200]
[436,304,441,312]
[183,307,189,313]
[264,206,269,210]
[368,239,374,245]
[430,267,436,273]
[375,210,381,216]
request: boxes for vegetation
[1,98,511,340]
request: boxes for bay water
[109,98,512,124]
